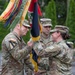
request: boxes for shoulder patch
[9,38,17,49]
[10,38,17,42]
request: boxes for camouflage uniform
[33,18,53,75]
[33,36,53,75]
[40,40,73,75]
[1,32,34,75]
[38,25,73,75]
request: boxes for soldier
[38,25,73,75]
[32,18,53,75]
[1,20,34,75]
[40,18,52,44]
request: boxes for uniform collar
[41,33,50,39]
[56,40,65,44]
[12,31,22,42]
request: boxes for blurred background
[0,0,75,50]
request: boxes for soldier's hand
[34,69,46,75]
[34,72,41,75]
[27,40,33,48]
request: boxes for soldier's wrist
[27,45,32,49]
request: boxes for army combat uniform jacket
[38,40,73,75]
[1,32,34,75]
[33,34,53,75]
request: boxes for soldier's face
[52,31,60,42]
[20,25,29,36]
[43,26,51,35]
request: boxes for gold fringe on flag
[31,36,40,42]
[30,53,38,72]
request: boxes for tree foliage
[45,0,57,28]
[39,0,67,25]
[0,0,8,14]
[66,0,75,40]
[56,0,67,25]
[38,0,49,9]
[0,0,9,49]
[0,22,10,49]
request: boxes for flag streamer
[20,0,32,27]
[9,0,28,29]
[0,0,15,21]
[0,0,31,30]
[4,0,22,27]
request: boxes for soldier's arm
[4,39,33,61]
[24,55,34,71]
[38,44,61,57]
[33,41,43,56]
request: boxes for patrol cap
[22,20,30,28]
[40,18,52,27]
[55,25,69,30]
[50,25,69,33]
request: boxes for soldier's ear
[17,24,21,29]
[56,31,61,36]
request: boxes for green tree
[0,0,8,14]
[0,22,10,50]
[55,0,67,25]
[39,0,67,25]
[0,0,9,50]
[45,0,57,27]
[66,0,75,40]
[39,0,50,10]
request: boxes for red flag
[28,0,42,16]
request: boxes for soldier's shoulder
[3,32,17,44]
[58,41,69,50]
[3,33,18,49]
[66,41,74,48]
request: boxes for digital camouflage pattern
[1,32,34,75]
[40,18,52,27]
[38,40,73,75]
[33,34,53,75]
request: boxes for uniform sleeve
[4,38,32,61]
[24,55,34,71]
[38,44,61,57]
[33,41,43,56]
